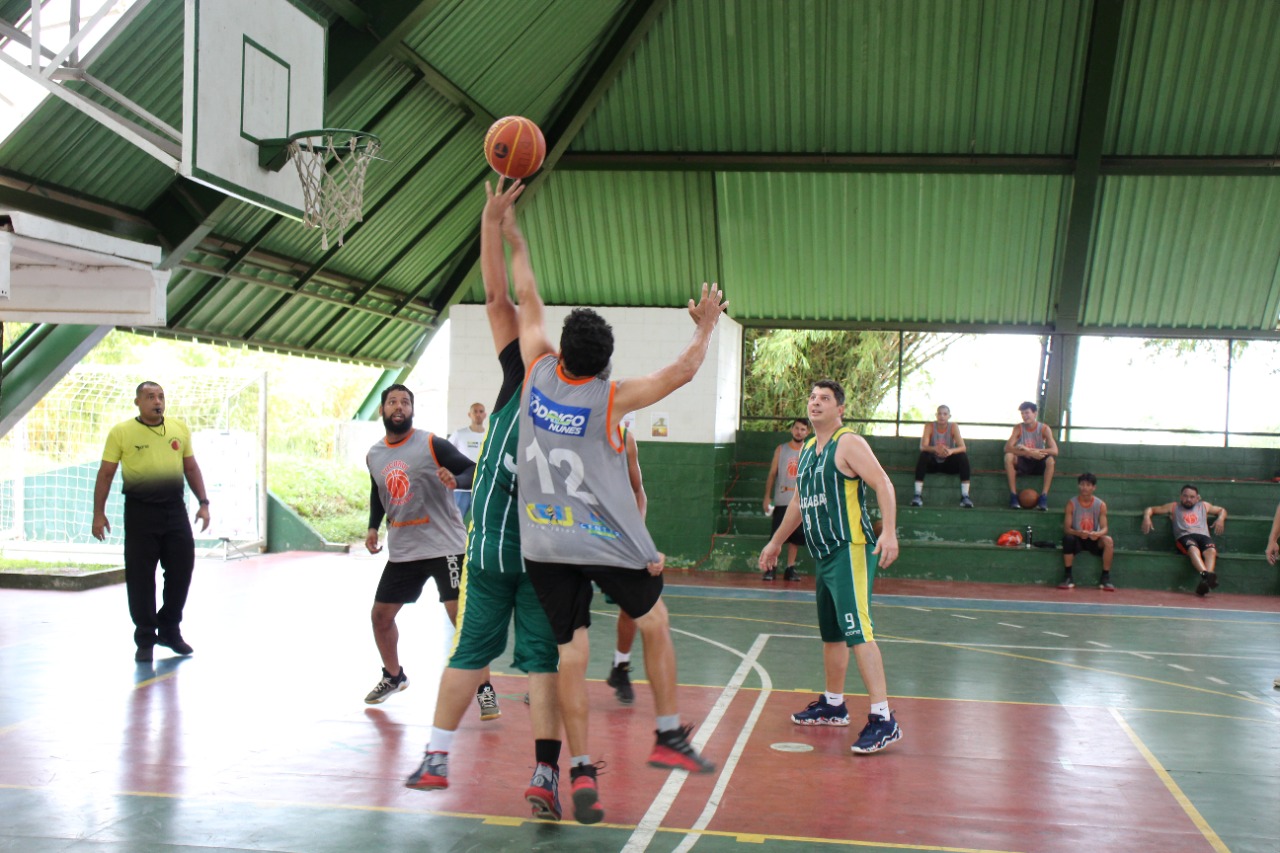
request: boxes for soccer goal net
[0,367,266,559]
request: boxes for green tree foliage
[742,329,957,432]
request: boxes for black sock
[535,739,561,768]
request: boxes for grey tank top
[1068,497,1102,533]
[366,430,467,561]
[517,355,659,568]
[930,422,954,449]
[773,443,802,506]
[1170,500,1211,538]
[1018,422,1046,449]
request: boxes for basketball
[1018,488,1039,509]
[484,116,546,178]
[872,519,884,538]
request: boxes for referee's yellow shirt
[102,418,193,503]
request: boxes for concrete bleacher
[709,431,1280,596]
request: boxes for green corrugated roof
[2,0,1280,374]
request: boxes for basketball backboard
[181,0,326,219]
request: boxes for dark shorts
[374,555,462,604]
[1062,534,1103,556]
[524,559,664,646]
[1014,457,1047,476]
[771,505,807,547]
[1176,534,1216,554]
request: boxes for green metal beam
[1043,0,1126,428]
[559,153,1075,174]
[144,179,235,270]
[0,323,110,438]
[325,0,444,105]
[0,172,156,242]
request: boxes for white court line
[623,630,771,853]
[905,606,932,612]
[1206,677,1228,685]
[1237,691,1259,701]
[1167,664,1193,672]
[998,622,1024,629]
[1086,641,1111,648]
[951,614,978,620]
[1043,631,1069,637]
[1059,757,1075,771]
[888,639,1270,661]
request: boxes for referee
[92,381,210,662]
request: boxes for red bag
[996,530,1024,547]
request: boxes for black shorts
[374,555,462,604]
[771,505,807,547]
[1176,534,1216,554]
[1062,534,1103,556]
[1014,457,1047,476]
[525,559,664,645]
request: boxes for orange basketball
[1018,488,1039,509]
[484,116,546,179]
[872,519,884,538]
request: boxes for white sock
[614,650,630,666]
[571,754,592,768]
[913,481,923,496]
[961,483,970,497]
[656,714,681,732]
[429,727,456,753]
[825,692,844,706]
[870,701,890,720]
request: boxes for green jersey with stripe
[467,342,524,573]
[796,427,877,560]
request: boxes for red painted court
[1,551,1276,852]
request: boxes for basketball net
[287,132,380,250]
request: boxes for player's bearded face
[383,411,413,434]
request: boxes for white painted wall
[446,304,742,443]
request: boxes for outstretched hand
[688,282,728,330]
[483,177,524,227]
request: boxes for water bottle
[1024,525,1033,548]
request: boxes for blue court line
[664,584,1280,623]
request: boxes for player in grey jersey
[510,197,727,823]
[363,384,487,710]
[1142,484,1228,596]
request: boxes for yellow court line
[0,783,1027,853]
[1109,708,1231,853]
[0,720,25,738]
[133,670,181,690]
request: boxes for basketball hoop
[262,129,380,250]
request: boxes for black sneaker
[762,568,776,582]
[783,566,799,582]
[1207,571,1219,590]
[648,724,715,773]
[156,633,193,656]
[365,667,408,704]
[135,645,154,663]
[606,663,635,705]
[1195,572,1211,597]
[476,682,501,720]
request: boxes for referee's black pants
[123,500,195,648]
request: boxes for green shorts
[814,543,878,646]
[447,556,559,673]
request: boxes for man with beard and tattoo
[363,384,497,719]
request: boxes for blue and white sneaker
[850,713,902,754]
[524,761,562,821]
[791,696,849,726]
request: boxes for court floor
[1,551,1277,852]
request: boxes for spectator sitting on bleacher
[909,405,973,508]
[1057,472,1114,591]
[1004,401,1057,511]
[1141,485,1227,597]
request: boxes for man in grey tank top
[1003,401,1058,510]
[510,202,727,822]
[762,417,810,580]
[363,384,481,706]
[1142,484,1228,596]
[1057,472,1114,591]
